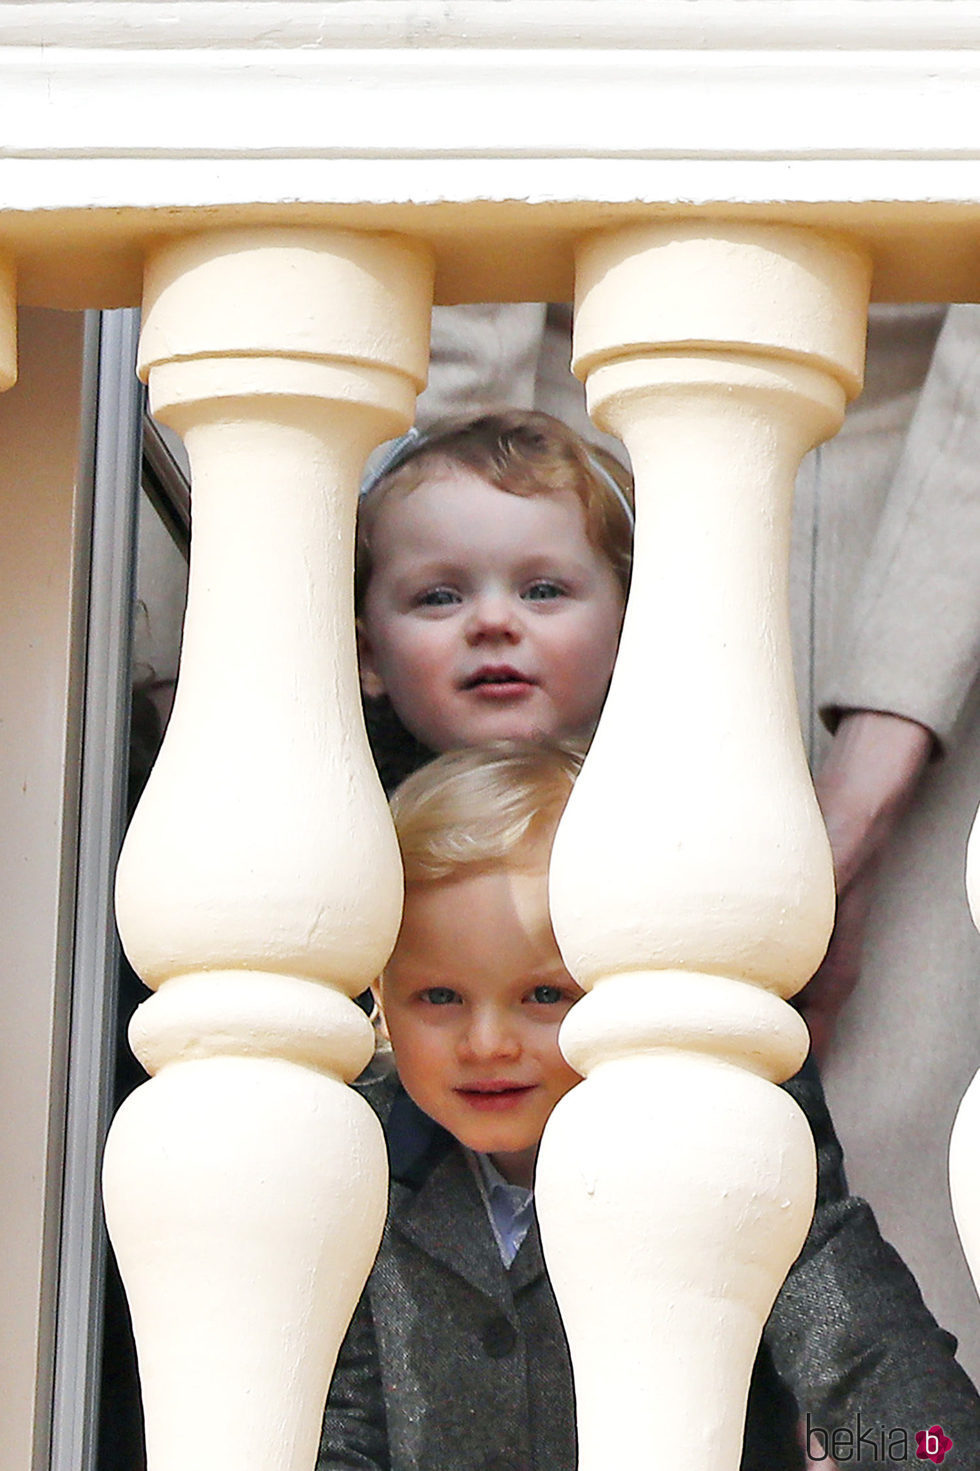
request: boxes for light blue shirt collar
[466,1149,535,1268]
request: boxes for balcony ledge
[4,1,980,305]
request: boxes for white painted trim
[4,51,980,164]
[11,159,980,210]
[2,4,980,182]
[3,2,980,52]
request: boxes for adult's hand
[798,709,934,1060]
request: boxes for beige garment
[418,303,626,461]
[801,304,980,1385]
[419,303,548,422]
[420,300,980,1382]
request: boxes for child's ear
[371,981,390,1042]
[356,618,387,700]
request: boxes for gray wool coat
[317,1061,980,1471]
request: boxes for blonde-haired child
[320,744,980,1471]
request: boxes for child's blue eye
[529,984,566,1004]
[417,587,460,607]
[523,581,565,602]
[420,986,460,1005]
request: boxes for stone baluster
[949,800,980,1292]
[102,227,432,1471]
[536,222,870,1471]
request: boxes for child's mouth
[462,666,535,697]
[455,1082,536,1111]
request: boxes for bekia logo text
[806,1413,953,1463]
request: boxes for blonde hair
[356,410,634,607]
[390,741,583,883]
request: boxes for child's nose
[460,1008,522,1061]
[465,591,521,644]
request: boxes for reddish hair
[356,410,633,609]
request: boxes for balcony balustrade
[5,4,980,1470]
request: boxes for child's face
[358,467,625,752]
[380,864,584,1187]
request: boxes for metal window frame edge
[48,308,144,1471]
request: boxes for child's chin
[461,1123,536,1158]
[467,1129,529,1165]
[465,715,560,747]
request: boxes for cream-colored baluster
[102,227,432,1471]
[949,811,980,1291]
[536,222,870,1471]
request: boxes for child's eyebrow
[523,963,575,981]
[387,554,468,582]
[386,963,460,986]
[397,551,593,581]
